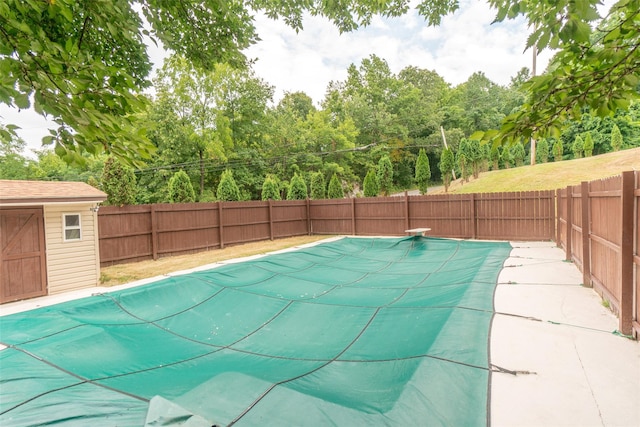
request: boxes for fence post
[151,204,158,260]
[351,198,356,236]
[306,198,311,236]
[566,185,572,261]
[404,191,410,231]
[581,181,591,287]
[469,193,476,239]
[555,189,561,246]
[620,171,634,335]
[268,200,274,241]
[218,201,224,249]
[549,190,556,241]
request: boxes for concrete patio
[491,241,640,426]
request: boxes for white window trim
[62,213,82,242]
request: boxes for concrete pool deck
[1,238,639,426]
[491,241,640,426]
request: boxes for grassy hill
[436,147,640,194]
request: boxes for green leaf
[469,130,484,140]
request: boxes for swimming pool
[0,236,511,426]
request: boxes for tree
[376,155,394,196]
[327,174,344,199]
[536,139,549,164]
[511,142,526,167]
[101,157,137,206]
[572,135,585,159]
[0,129,32,179]
[216,169,241,201]
[583,133,595,157]
[168,170,196,203]
[363,169,379,197]
[552,139,564,162]
[611,124,623,151]
[5,0,638,163]
[261,175,282,201]
[153,55,233,196]
[439,147,455,192]
[310,172,326,200]
[287,173,308,200]
[483,1,640,146]
[490,144,501,170]
[414,149,431,195]
[501,146,513,169]
[456,138,473,182]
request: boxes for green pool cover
[1,237,511,426]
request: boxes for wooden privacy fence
[556,170,639,337]
[99,190,555,267]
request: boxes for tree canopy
[3,0,638,164]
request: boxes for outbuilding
[0,180,107,304]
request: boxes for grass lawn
[100,235,333,287]
[437,147,640,194]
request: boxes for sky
[2,0,554,156]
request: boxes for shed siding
[44,205,100,294]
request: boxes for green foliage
[490,144,501,170]
[0,134,32,179]
[511,142,526,167]
[169,170,196,203]
[4,0,638,167]
[572,135,584,159]
[101,157,137,206]
[456,148,470,183]
[439,147,455,191]
[261,174,282,201]
[583,132,594,157]
[287,173,308,200]
[414,148,431,195]
[475,1,640,149]
[501,146,514,168]
[552,139,564,162]
[216,169,241,201]
[536,139,549,164]
[310,172,326,200]
[611,124,623,151]
[327,174,344,199]
[376,155,394,196]
[363,169,379,197]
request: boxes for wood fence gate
[0,207,48,303]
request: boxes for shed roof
[0,180,107,206]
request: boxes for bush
[376,155,393,196]
[611,124,623,151]
[287,173,308,200]
[572,135,584,159]
[414,148,431,194]
[511,142,526,167]
[168,170,196,203]
[583,132,594,157]
[439,147,455,191]
[363,169,379,197]
[261,174,281,200]
[216,169,241,201]
[310,172,326,199]
[552,139,563,161]
[102,156,137,206]
[536,139,549,163]
[327,173,344,199]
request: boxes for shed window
[63,214,82,241]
